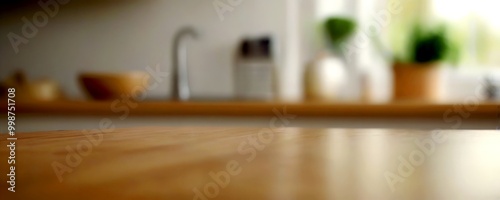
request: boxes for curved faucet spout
[172,27,198,101]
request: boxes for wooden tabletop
[1,127,500,200]
[3,100,499,118]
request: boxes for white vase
[304,53,347,101]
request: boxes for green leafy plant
[324,17,356,49]
[398,24,458,65]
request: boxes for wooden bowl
[1,71,65,101]
[79,72,150,100]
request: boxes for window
[432,0,500,67]
[308,0,500,101]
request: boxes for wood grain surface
[2,100,499,118]
[1,127,500,200]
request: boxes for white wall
[0,0,301,100]
[3,0,494,103]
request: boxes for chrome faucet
[172,27,198,101]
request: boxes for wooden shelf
[3,100,499,118]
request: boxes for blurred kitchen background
[0,0,499,132]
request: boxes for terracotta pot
[392,63,441,102]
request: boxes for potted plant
[304,17,356,101]
[392,24,456,101]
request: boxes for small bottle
[485,77,499,101]
[234,37,275,100]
